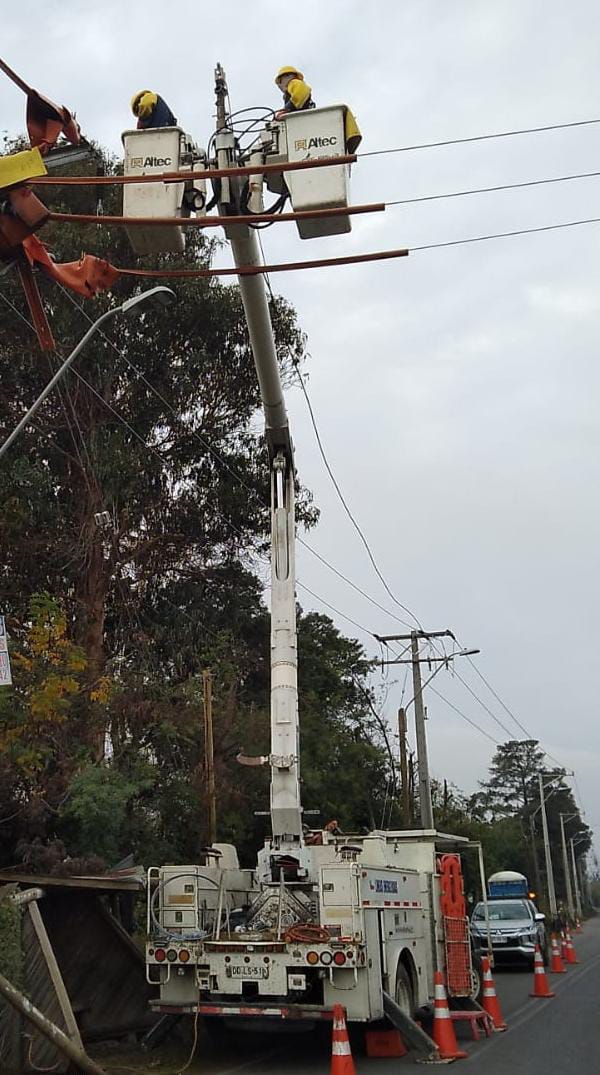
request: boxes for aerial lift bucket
[278,106,352,239]
[121,127,206,255]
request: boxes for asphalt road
[99,918,600,1075]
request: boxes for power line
[293,362,422,629]
[53,285,421,638]
[359,117,600,158]
[428,685,501,747]
[386,169,600,208]
[295,580,379,639]
[463,654,534,740]
[0,288,390,655]
[412,217,600,253]
[449,667,519,741]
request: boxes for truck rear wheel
[394,964,414,1017]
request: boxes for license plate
[492,936,507,944]
[226,965,269,979]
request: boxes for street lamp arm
[0,307,118,462]
[0,287,175,462]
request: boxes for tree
[0,594,92,865]
[472,739,546,819]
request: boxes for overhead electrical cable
[0,291,390,655]
[386,169,600,208]
[449,668,520,741]
[427,686,501,746]
[53,286,420,637]
[358,116,600,158]
[411,217,600,253]
[293,363,422,629]
[463,653,534,740]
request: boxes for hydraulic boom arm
[214,66,302,847]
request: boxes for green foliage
[0,895,22,987]
[472,739,545,819]
[59,762,154,864]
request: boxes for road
[99,918,600,1075]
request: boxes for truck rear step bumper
[150,1001,334,1020]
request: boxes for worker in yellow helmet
[274,66,315,117]
[273,67,362,153]
[130,91,178,130]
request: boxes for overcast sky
[3,2,599,860]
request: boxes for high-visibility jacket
[283,78,314,112]
[137,94,178,129]
[344,107,362,153]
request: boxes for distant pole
[538,773,557,916]
[398,707,411,827]
[570,838,582,919]
[203,669,217,845]
[529,814,542,897]
[559,814,575,917]
[412,632,434,829]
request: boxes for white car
[470,898,548,965]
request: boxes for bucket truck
[127,67,481,1043]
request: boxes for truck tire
[394,963,414,1017]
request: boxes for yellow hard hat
[130,90,157,118]
[275,65,303,84]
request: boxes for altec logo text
[294,136,338,151]
[129,156,173,169]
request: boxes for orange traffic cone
[575,918,583,934]
[529,944,555,998]
[560,930,568,960]
[330,1004,356,1075]
[481,955,507,1031]
[431,971,468,1059]
[565,928,579,965]
[550,933,566,974]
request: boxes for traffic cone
[575,918,583,934]
[529,944,555,998]
[480,955,507,1031]
[431,971,468,1059]
[330,1004,356,1075]
[560,930,568,960]
[565,928,579,965]
[550,933,566,974]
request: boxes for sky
[3,2,599,861]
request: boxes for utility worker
[273,67,362,153]
[130,91,178,129]
[274,66,315,117]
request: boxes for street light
[0,286,176,461]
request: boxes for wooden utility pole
[203,669,217,845]
[410,632,434,829]
[398,707,411,827]
[376,629,479,834]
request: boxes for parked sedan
[470,898,548,965]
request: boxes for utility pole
[203,669,217,845]
[570,837,583,919]
[529,814,542,898]
[559,814,575,917]
[538,773,557,917]
[411,632,434,829]
[398,707,411,827]
[375,630,479,833]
